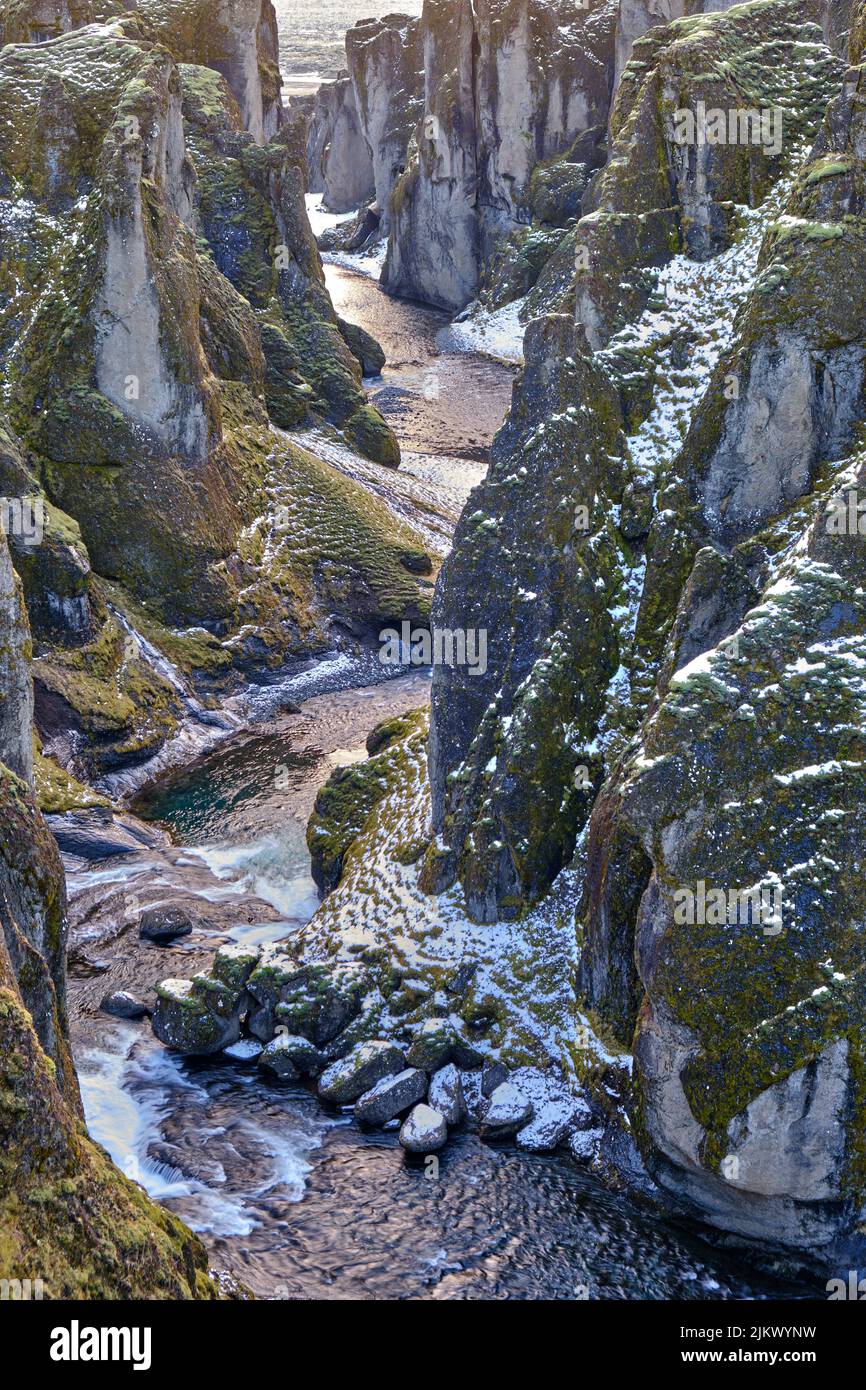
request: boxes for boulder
[428,1064,466,1125]
[355,1067,428,1125]
[258,1032,326,1079]
[152,975,244,1055]
[223,1038,263,1063]
[318,1040,405,1104]
[100,990,150,1020]
[139,905,194,943]
[405,1018,456,1072]
[399,1103,448,1153]
[480,1082,533,1137]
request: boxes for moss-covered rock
[307,709,427,894]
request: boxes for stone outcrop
[345,13,423,229]
[306,70,375,211]
[382,0,617,311]
[0,9,425,782]
[0,517,222,1295]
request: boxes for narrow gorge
[1,0,866,1321]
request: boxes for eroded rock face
[345,13,423,229]
[428,314,630,921]
[306,71,375,211]
[382,0,616,311]
[138,0,284,143]
[0,523,220,1295]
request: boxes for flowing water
[65,200,817,1302]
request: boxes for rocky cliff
[293,0,866,1266]
[0,519,222,1296]
[381,0,617,311]
[0,5,428,783]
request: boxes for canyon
[1,0,866,1299]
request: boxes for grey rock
[355,1067,428,1125]
[223,1038,263,1063]
[100,990,150,1020]
[428,1064,466,1125]
[318,1040,405,1104]
[480,1082,533,1137]
[399,1103,448,1153]
[258,1032,326,1077]
[139,905,193,942]
[405,1017,456,1072]
[480,1060,508,1097]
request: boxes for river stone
[259,1032,326,1079]
[399,1104,447,1153]
[516,1100,576,1153]
[274,962,367,1045]
[318,1040,405,1104]
[139,905,193,942]
[355,1067,428,1125]
[100,990,150,1020]
[480,1082,533,1137]
[428,1063,466,1125]
[152,975,244,1055]
[223,1038,263,1063]
[480,1060,508,1097]
[405,1018,456,1072]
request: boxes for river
[65,236,813,1301]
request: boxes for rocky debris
[405,1018,457,1072]
[223,1038,263,1063]
[318,1040,405,1105]
[100,991,151,1020]
[399,1103,448,1153]
[139,905,194,943]
[152,974,245,1054]
[355,1067,428,1124]
[258,1032,326,1078]
[428,1064,466,1125]
[480,1082,533,1137]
